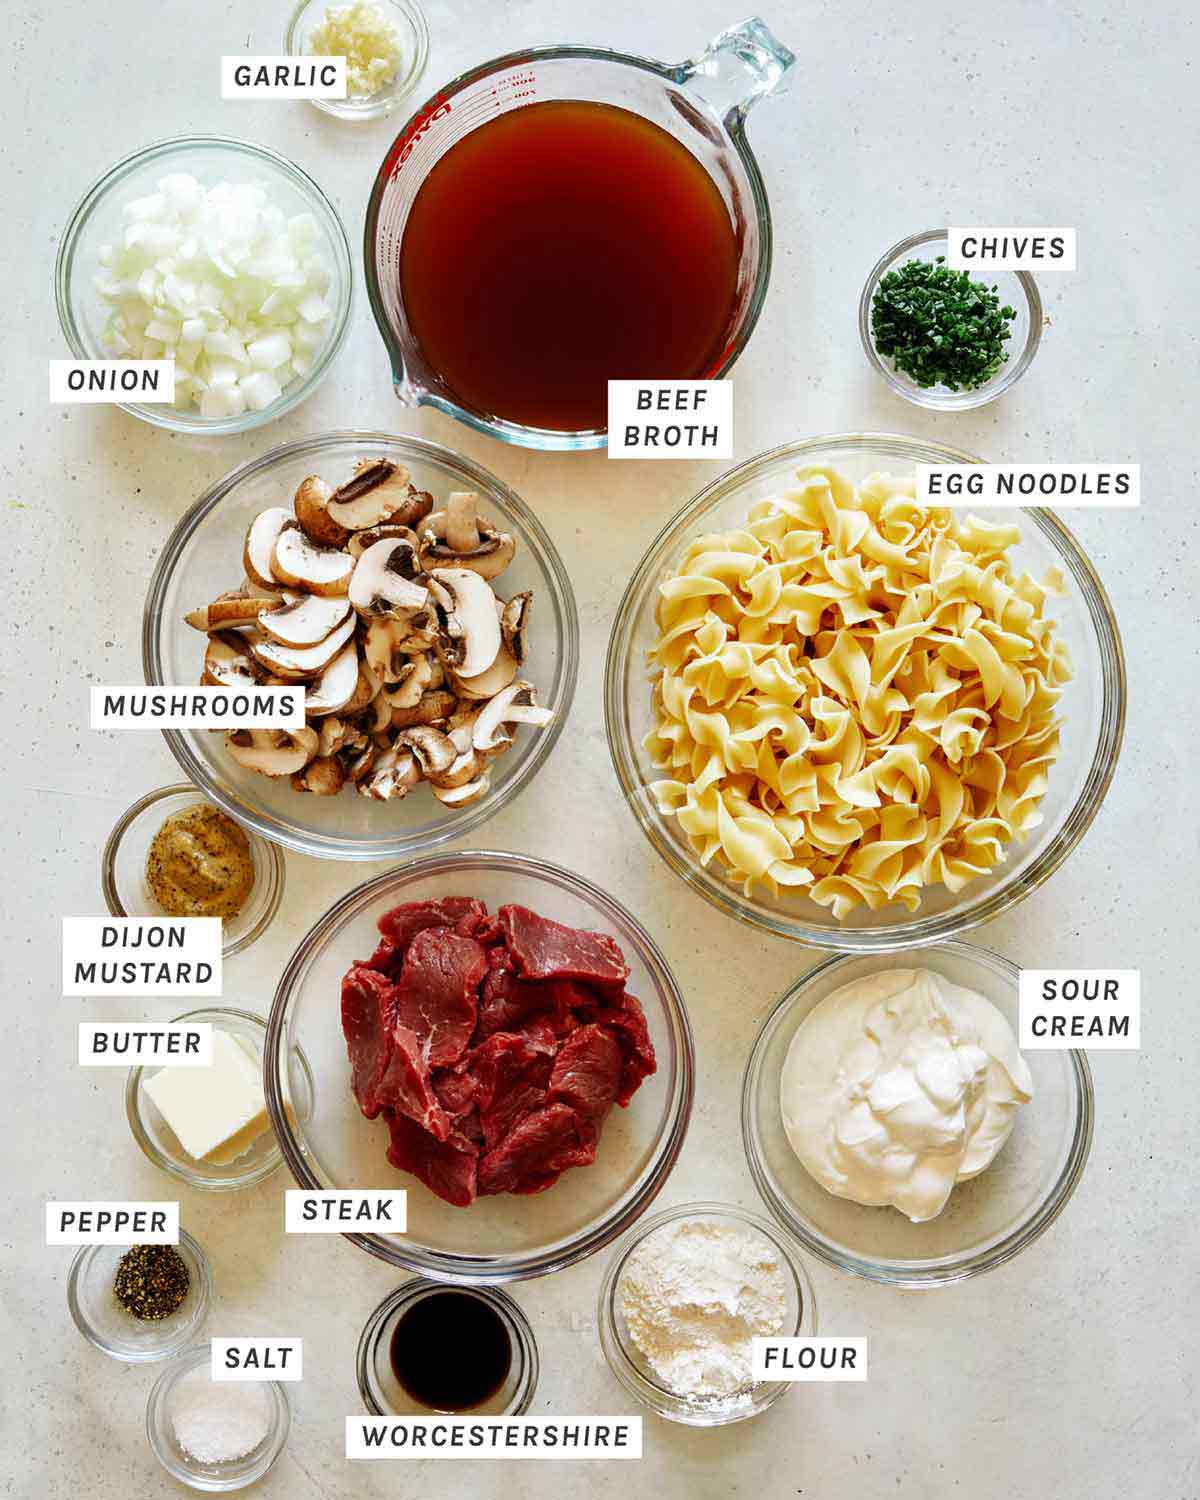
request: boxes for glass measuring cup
[365,18,795,451]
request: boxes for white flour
[618,1218,789,1399]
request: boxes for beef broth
[398,100,740,433]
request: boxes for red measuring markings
[385,95,452,178]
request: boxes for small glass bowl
[55,134,353,434]
[597,1201,816,1426]
[144,431,578,863]
[742,944,1094,1287]
[265,849,694,1282]
[286,0,430,122]
[605,433,1126,950]
[67,1229,212,1363]
[127,1007,314,1192]
[859,229,1042,410]
[102,785,284,958]
[147,1344,292,1491]
[357,1279,539,1414]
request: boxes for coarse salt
[169,1369,271,1465]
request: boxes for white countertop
[8,0,1197,1494]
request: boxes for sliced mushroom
[186,590,281,632]
[258,592,352,647]
[251,615,356,682]
[428,748,484,790]
[363,616,413,684]
[304,642,360,716]
[348,537,429,617]
[397,725,457,777]
[452,644,517,701]
[386,654,433,711]
[327,460,424,531]
[431,774,491,807]
[270,524,354,596]
[226,727,319,777]
[243,508,293,590]
[202,631,262,689]
[390,688,456,730]
[500,592,532,664]
[368,691,394,734]
[395,610,439,656]
[293,476,350,548]
[418,493,516,580]
[473,680,554,752]
[316,715,364,758]
[291,755,346,796]
[429,568,502,679]
[343,743,378,784]
[359,746,421,800]
[341,659,381,718]
[347,523,418,560]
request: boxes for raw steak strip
[385,1111,479,1208]
[471,1031,556,1150]
[341,965,400,1120]
[477,1102,597,1196]
[575,992,657,1106]
[378,897,487,950]
[548,1024,622,1141]
[395,927,487,1067]
[433,1063,479,1119]
[373,1024,450,1142]
[498,905,630,994]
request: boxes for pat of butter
[144,1027,272,1164]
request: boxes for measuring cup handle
[676,17,796,129]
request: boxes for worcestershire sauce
[390,1290,512,1411]
[398,100,740,433]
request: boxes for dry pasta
[645,466,1073,918]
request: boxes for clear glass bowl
[286,0,430,121]
[67,1229,212,1363]
[597,1200,815,1426]
[859,229,1042,410]
[126,1007,315,1191]
[55,135,353,434]
[142,431,578,860]
[264,849,694,1282]
[605,433,1126,950]
[357,1279,538,1413]
[742,944,1093,1287]
[102,785,284,957]
[147,1344,292,1491]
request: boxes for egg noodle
[645,466,1073,917]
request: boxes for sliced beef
[432,1063,478,1120]
[385,1112,479,1208]
[498,905,630,995]
[341,964,400,1120]
[471,1031,555,1149]
[548,1024,622,1142]
[373,1024,450,1141]
[378,897,487,950]
[475,946,551,1039]
[395,927,487,1067]
[363,934,403,978]
[477,1102,597,1196]
[588,993,657,1106]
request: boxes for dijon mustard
[145,805,255,921]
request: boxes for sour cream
[779,968,1033,1223]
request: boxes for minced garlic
[308,0,405,99]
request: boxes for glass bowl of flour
[597,1201,816,1425]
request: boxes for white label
[916,464,1139,508]
[50,360,175,404]
[948,227,1077,271]
[607,381,733,459]
[46,1200,179,1245]
[751,1337,868,1382]
[78,1022,213,1066]
[90,684,305,731]
[346,1416,643,1460]
[220,56,347,99]
[212,1337,303,1381]
[62,918,222,998]
[285,1190,407,1233]
[1019,969,1140,1049]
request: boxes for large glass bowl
[55,135,352,435]
[742,944,1093,1287]
[263,850,694,1282]
[143,432,578,860]
[605,434,1125,949]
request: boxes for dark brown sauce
[390,1290,512,1411]
[399,99,740,433]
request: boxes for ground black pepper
[113,1244,190,1321]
